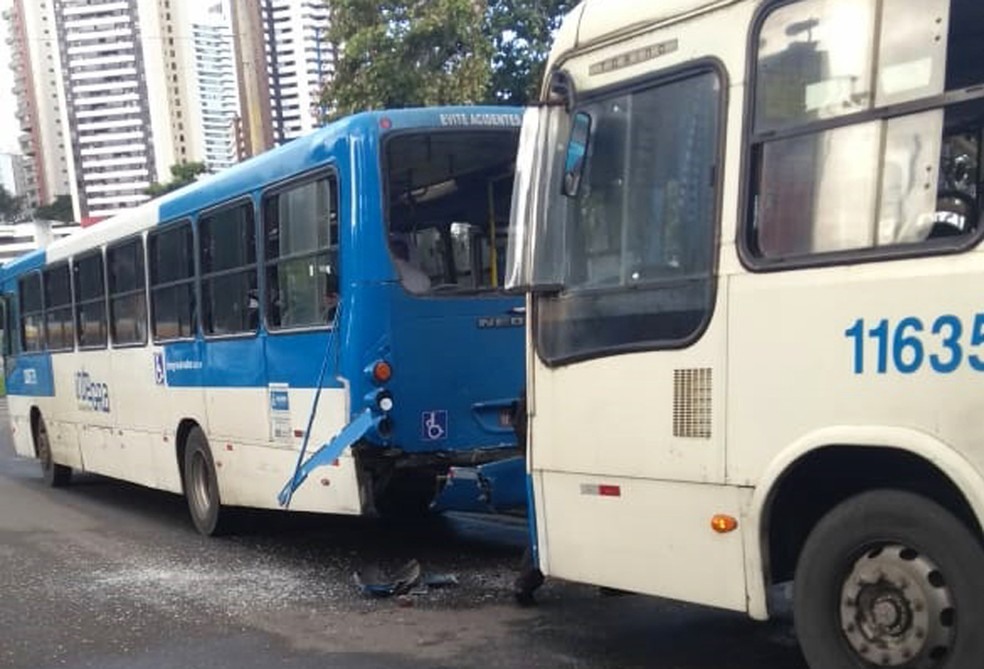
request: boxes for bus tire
[183,427,228,536]
[793,489,984,669]
[36,416,71,488]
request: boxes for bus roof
[1,105,520,278]
[554,0,732,54]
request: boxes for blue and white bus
[0,106,526,535]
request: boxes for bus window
[386,130,517,293]
[749,0,984,262]
[263,175,338,329]
[149,222,196,341]
[107,238,147,346]
[43,263,74,352]
[74,251,107,349]
[535,71,722,363]
[199,202,258,335]
[18,272,43,353]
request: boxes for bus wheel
[183,427,227,536]
[36,417,71,488]
[794,490,984,669]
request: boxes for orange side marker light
[711,514,738,534]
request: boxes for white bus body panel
[11,343,362,515]
[534,470,751,611]
[529,2,759,614]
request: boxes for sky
[0,0,17,154]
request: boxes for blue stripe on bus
[5,353,55,397]
[162,331,344,389]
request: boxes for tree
[485,0,575,105]
[145,161,208,198]
[34,195,73,223]
[322,0,492,118]
[0,185,23,223]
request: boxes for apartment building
[5,0,72,212]
[191,1,241,172]
[264,0,332,143]
[233,0,332,155]
[51,0,178,222]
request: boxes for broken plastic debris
[422,573,459,588]
[353,559,458,598]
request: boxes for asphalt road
[0,403,807,669]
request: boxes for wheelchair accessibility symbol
[153,352,165,386]
[421,410,448,442]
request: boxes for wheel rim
[188,451,213,520]
[840,544,956,667]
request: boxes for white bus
[507,1,984,667]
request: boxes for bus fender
[742,425,984,620]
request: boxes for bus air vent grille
[673,368,712,439]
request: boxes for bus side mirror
[562,112,591,198]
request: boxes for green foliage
[321,0,574,116]
[323,0,493,118]
[145,161,208,198]
[34,194,73,222]
[0,185,23,223]
[486,0,575,105]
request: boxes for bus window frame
[533,58,730,368]
[149,219,199,344]
[18,270,44,354]
[73,248,109,351]
[106,234,149,349]
[260,166,340,335]
[738,0,984,273]
[196,196,260,341]
[42,261,75,354]
[0,294,9,358]
[380,127,521,298]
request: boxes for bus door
[510,62,746,609]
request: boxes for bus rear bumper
[431,456,527,514]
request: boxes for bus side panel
[537,470,751,612]
[726,252,984,487]
[31,353,85,471]
[7,395,38,459]
[103,346,169,488]
[202,386,360,513]
[61,349,120,480]
[215,438,362,514]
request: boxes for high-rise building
[0,153,29,201]
[232,0,332,156]
[50,0,183,222]
[264,0,332,143]
[4,0,72,213]
[191,1,241,172]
